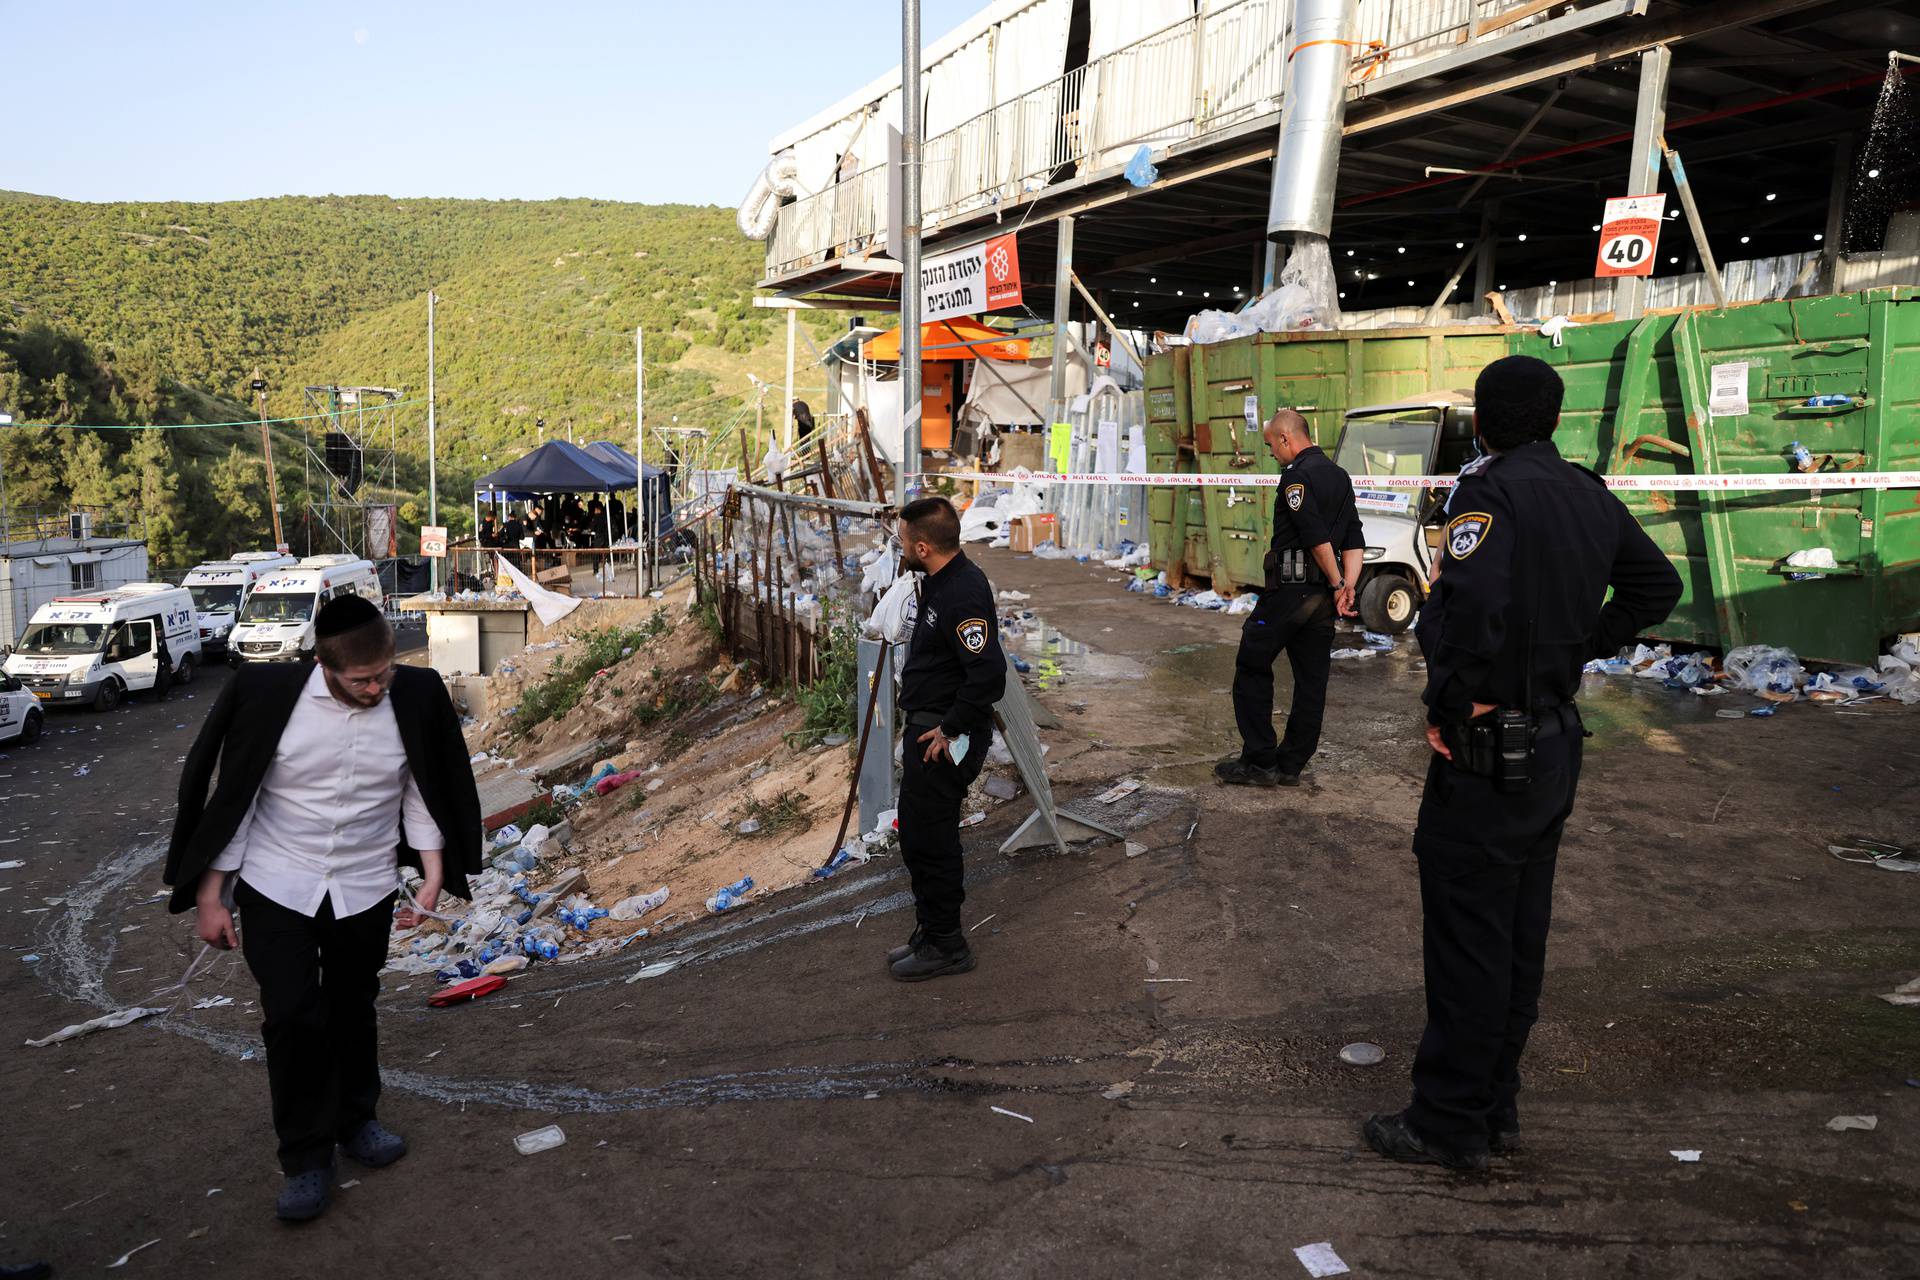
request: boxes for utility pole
[426,290,440,592]
[635,325,647,596]
[250,370,285,550]
[897,0,923,510]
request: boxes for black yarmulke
[315,593,382,638]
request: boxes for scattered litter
[1715,709,1748,719]
[191,995,233,1010]
[1338,1042,1385,1066]
[1671,1149,1702,1162]
[1829,838,1920,873]
[1329,648,1378,661]
[1360,631,1396,650]
[1882,976,1920,1007]
[338,1179,361,1189]
[706,875,754,913]
[206,1188,222,1197]
[1095,779,1141,804]
[625,959,683,983]
[73,765,91,777]
[960,811,987,828]
[735,818,762,835]
[1125,842,1147,858]
[1293,1242,1350,1278]
[0,859,22,870]
[1101,1081,1135,1100]
[515,1125,567,1155]
[609,887,669,921]
[1143,978,1192,984]
[187,1227,208,1240]
[106,1240,161,1269]
[990,1105,1034,1124]
[26,1006,164,1048]
[1825,1115,1877,1132]
[969,914,997,933]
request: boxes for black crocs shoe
[1489,1118,1522,1156]
[890,940,976,983]
[340,1119,407,1169]
[1214,756,1283,787]
[887,927,926,967]
[1362,1110,1489,1173]
[276,1167,335,1222]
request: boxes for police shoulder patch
[1446,511,1493,559]
[956,617,990,655]
[1285,483,1305,512]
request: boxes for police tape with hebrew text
[926,469,1920,493]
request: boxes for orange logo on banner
[1594,194,1665,279]
[983,232,1022,309]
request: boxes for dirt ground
[3,545,1917,1278]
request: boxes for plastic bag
[1124,144,1159,188]
[1724,644,1803,694]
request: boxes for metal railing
[766,0,1561,277]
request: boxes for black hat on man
[315,593,381,638]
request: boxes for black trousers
[235,879,396,1174]
[897,722,988,942]
[1406,707,1583,1153]
[1230,585,1335,773]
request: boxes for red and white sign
[920,232,1022,322]
[420,525,448,558]
[1594,194,1665,278]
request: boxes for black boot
[1214,755,1284,787]
[890,935,975,983]
[886,927,925,967]
[1362,1110,1488,1173]
[1488,1110,1521,1156]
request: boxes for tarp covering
[582,441,674,538]
[958,355,1088,428]
[474,439,633,498]
[863,317,1030,363]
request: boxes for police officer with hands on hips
[1216,408,1365,788]
[1365,355,1680,1173]
[890,496,1007,982]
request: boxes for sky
[1,0,980,207]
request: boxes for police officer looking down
[890,496,1007,982]
[1215,408,1364,788]
[1364,355,1681,1173]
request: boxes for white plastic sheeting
[958,355,1088,429]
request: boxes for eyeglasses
[331,664,396,690]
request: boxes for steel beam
[1616,45,1671,321]
[1049,215,1075,422]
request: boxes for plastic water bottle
[706,876,755,914]
[1805,394,1850,409]
[518,934,560,962]
[1789,441,1814,473]
[813,848,853,880]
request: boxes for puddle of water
[1577,674,1739,748]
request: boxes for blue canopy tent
[582,441,671,540]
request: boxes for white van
[182,551,298,652]
[3,583,204,711]
[228,555,382,663]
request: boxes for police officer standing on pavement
[1365,355,1681,1172]
[889,496,1007,982]
[1216,408,1365,788]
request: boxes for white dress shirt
[212,665,443,919]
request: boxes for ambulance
[2,583,203,711]
[181,551,298,652]
[227,555,382,663]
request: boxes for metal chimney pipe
[1266,0,1358,241]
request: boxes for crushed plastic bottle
[706,876,755,914]
[1789,441,1815,473]
[514,1125,567,1155]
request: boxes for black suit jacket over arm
[164,663,484,914]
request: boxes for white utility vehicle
[227,555,382,663]
[0,672,43,745]
[1332,392,1480,634]
[3,583,203,711]
[182,551,298,652]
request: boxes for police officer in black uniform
[1216,408,1365,787]
[1365,355,1681,1172]
[889,496,1007,982]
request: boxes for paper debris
[1671,1149,1702,1162]
[1094,779,1142,804]
[990,1105,1034,1124]
[1101,1081,1135,1100]
[1125,842,1147,858]
[107,1239,161,1269]
[192,995,234,1010]
[338,1179,361,1189]
[1826,1115,1878,1132]
[25,1006,164,1048]
[0,859,23,869]
[1293,1242,1350,1277]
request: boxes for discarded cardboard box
[1009,513,1059,554]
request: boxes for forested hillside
[0,193,836,569]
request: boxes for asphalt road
[2,581,1917,1279]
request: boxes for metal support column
[1616,45,1670,321]
[1049,215,1075,423]
[1821,134,1853,293]
[856,637,896,834]
[1473,200,1499,299]
[783,309,797,450]
[897,0,924,509]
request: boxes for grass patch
[735,793,809,837]
[521,795,566,829]
[785,609,860,749]
[511,617,667,735]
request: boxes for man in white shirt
[171,594,479,1223]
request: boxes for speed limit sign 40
[1594,194,1665,278]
